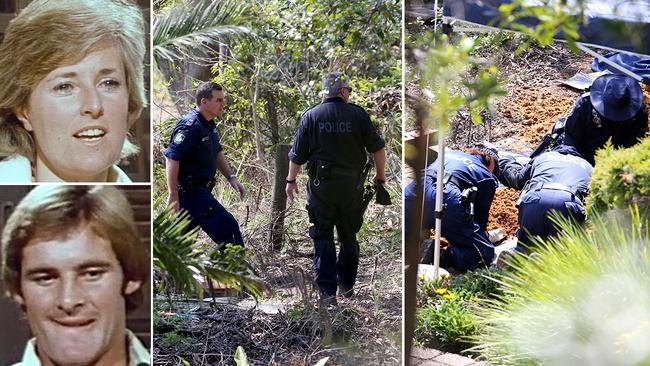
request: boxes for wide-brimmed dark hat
[590,74,643,122]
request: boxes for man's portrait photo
[0,185,151,366]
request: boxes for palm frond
[152,196,266,300]
[153,0,255,64]
[153,199,203,296]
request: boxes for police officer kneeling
[286,72,387,306]
[499,144,592,247]
[405,145,500,272]
[556,74,647,166]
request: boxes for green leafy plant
[234,346,250,366]
[415,297,479,352]
[414,268,502,352]
[153,196,265,300]
[587,138,650,218]
[474,208,650,365]
[418,268,502,305]
[285,304,304,319]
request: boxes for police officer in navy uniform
[404,145,500,272]
[499,144,592,247]
[286,72,386,306]
[165,82,246,248]
[558,74,647,166]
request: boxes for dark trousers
[306,176,363,296]
[179,185,244,247]
[517,189,586,247]
[404,177,495,272]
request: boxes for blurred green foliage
[587,138,650,219]
[498,0,582,53]
[474,209,650,365]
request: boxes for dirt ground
[487,188,520,237]
[153,203,402,366]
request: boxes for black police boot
[338,284,354,299]
[320,293,338,307]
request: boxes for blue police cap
[323,72,351,97]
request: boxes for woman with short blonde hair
[0,0,146,182]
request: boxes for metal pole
[433,128,444,278]
[432,0,444,279]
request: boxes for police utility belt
[308,160,361,187]
[178,176,217,191]
[516,181,585,207]
[428,172,479,221]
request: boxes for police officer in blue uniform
[165,82,246,248]
[286,72,386,305]
[499,144,592,247]
[558,74,647,166]
[404,145,500,272]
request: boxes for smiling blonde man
[1,185,150,366]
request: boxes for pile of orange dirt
[427,187,520,240]
[488,187,520,237]
[500,86,576,145]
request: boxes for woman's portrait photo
[0,0,149,182]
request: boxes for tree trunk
[264,90,280,145]
[270,144,291,250]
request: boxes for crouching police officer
[499,144,592,247]
[405,145,500,272]
[286,72,386,306]
[555,74,647,166]
[165,82,246,248]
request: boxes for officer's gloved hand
[374,180,391,205]
[497,154,523,189]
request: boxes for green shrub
[415,268,502,352]
[447,267,503,299]
[415,298,479,353]
[588,138,650,218]
[474,208,650,366]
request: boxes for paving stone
[433,352,477,366]
[412,359,448,366]
[411,348,443,360]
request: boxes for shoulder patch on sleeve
[183,118,196,126]
[173,132,186,145]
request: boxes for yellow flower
[435,288,448,295]
[442,292,456,300]
[419,275,426,282]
